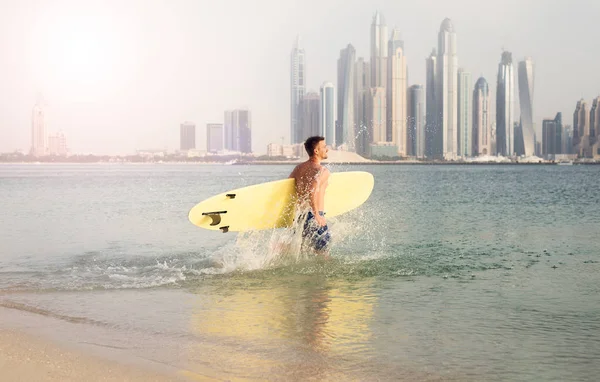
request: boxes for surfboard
[188,171,374,233]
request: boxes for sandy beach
[0,327,181,382]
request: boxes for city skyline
[1,0,600,155]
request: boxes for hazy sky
[1,0,599,155]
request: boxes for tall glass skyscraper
[517,57,535,156]
[387,28,406,155]
[337,44,356,150]
[496,51,515,156]
[408,84,425,158]
[473,77,491,156]
[320,82,336,146]
[457,68,472,157]
[370,11,387,88]
[425,49,437,158]
[436,18,458,160]
[290,36,305,144]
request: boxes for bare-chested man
[288,136,331,255]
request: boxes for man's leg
[312,224,331,259]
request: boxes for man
[288,136,331,256]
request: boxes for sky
[0,0,599,155]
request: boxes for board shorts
[301,211,331,251]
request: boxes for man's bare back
[289,138,330,226]
[289,161,329,225]
[288,136,331,254]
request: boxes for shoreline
[0,160,597,165]
[0,305,218,382]
[0,328,179,381]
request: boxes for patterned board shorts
[301,211,331,251]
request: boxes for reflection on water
[186,274,378,380]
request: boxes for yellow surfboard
[188,171,374,233]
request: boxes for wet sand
[0,329,182,382]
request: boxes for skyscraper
[290,36,306,144]
[573,99,590,157]
[387,28,407,156]
[299,92,320,140]
[436,18,458,160]
[224,111,234,151]
[320,82,336,146]
[517,57,535,157]
[370,11,387,88]
[473,77,491,156]
[491,122,497,155]
[367,87,387,144]
[354,58,371,156]
[457,68,472,157]
[30,99,46,157]
[590,97,600,155]
[47,132,67,156]
[180,122,196,151]
[233,109,252,154]
[206,124,224,153]
[496,51,515,156]
[562,125,573,154]
[591,97,600,136]
[337,44,356,150]
[425,49,437,158]
[542,112,562,158]
[408,84,425,157]
[513,122,524,157]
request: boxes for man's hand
[315,214,327,227]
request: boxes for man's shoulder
[318,165,330,177]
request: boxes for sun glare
[31,4,135,100]
[50,20,113,86]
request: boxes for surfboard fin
[226,194,236,199]
[201,211,227,226]
[220,226,229,233]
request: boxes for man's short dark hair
[304,136,325,156]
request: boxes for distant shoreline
[0,160,597,165]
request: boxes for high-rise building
[370,11,387,88]
[290,36,306,144]
[224,111,234,151]
[180,122,196,151]
[535,139,542,157]
[573,99,591,157]
[473,77,491,156]
[562,125,573,154]
[542,113,562,158]
[337,44,356,150]
[233,109,252,153]
[490,122,497,155]
[496,51,515,156]
[320,82,336,146]
[517,57,535,157]
[457,68,472,157]
[425,49,437,158]
[30,99,46,157]
[590,97,600,156]
[387,29,407,155]
[436,18,458,160]
[367,87,387,144]
[514,122,524,157]
[206,123,224,153]
[47,132,67,156]
[354,58,371,156]
[299,92,320,140]
[408,84,425,158]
